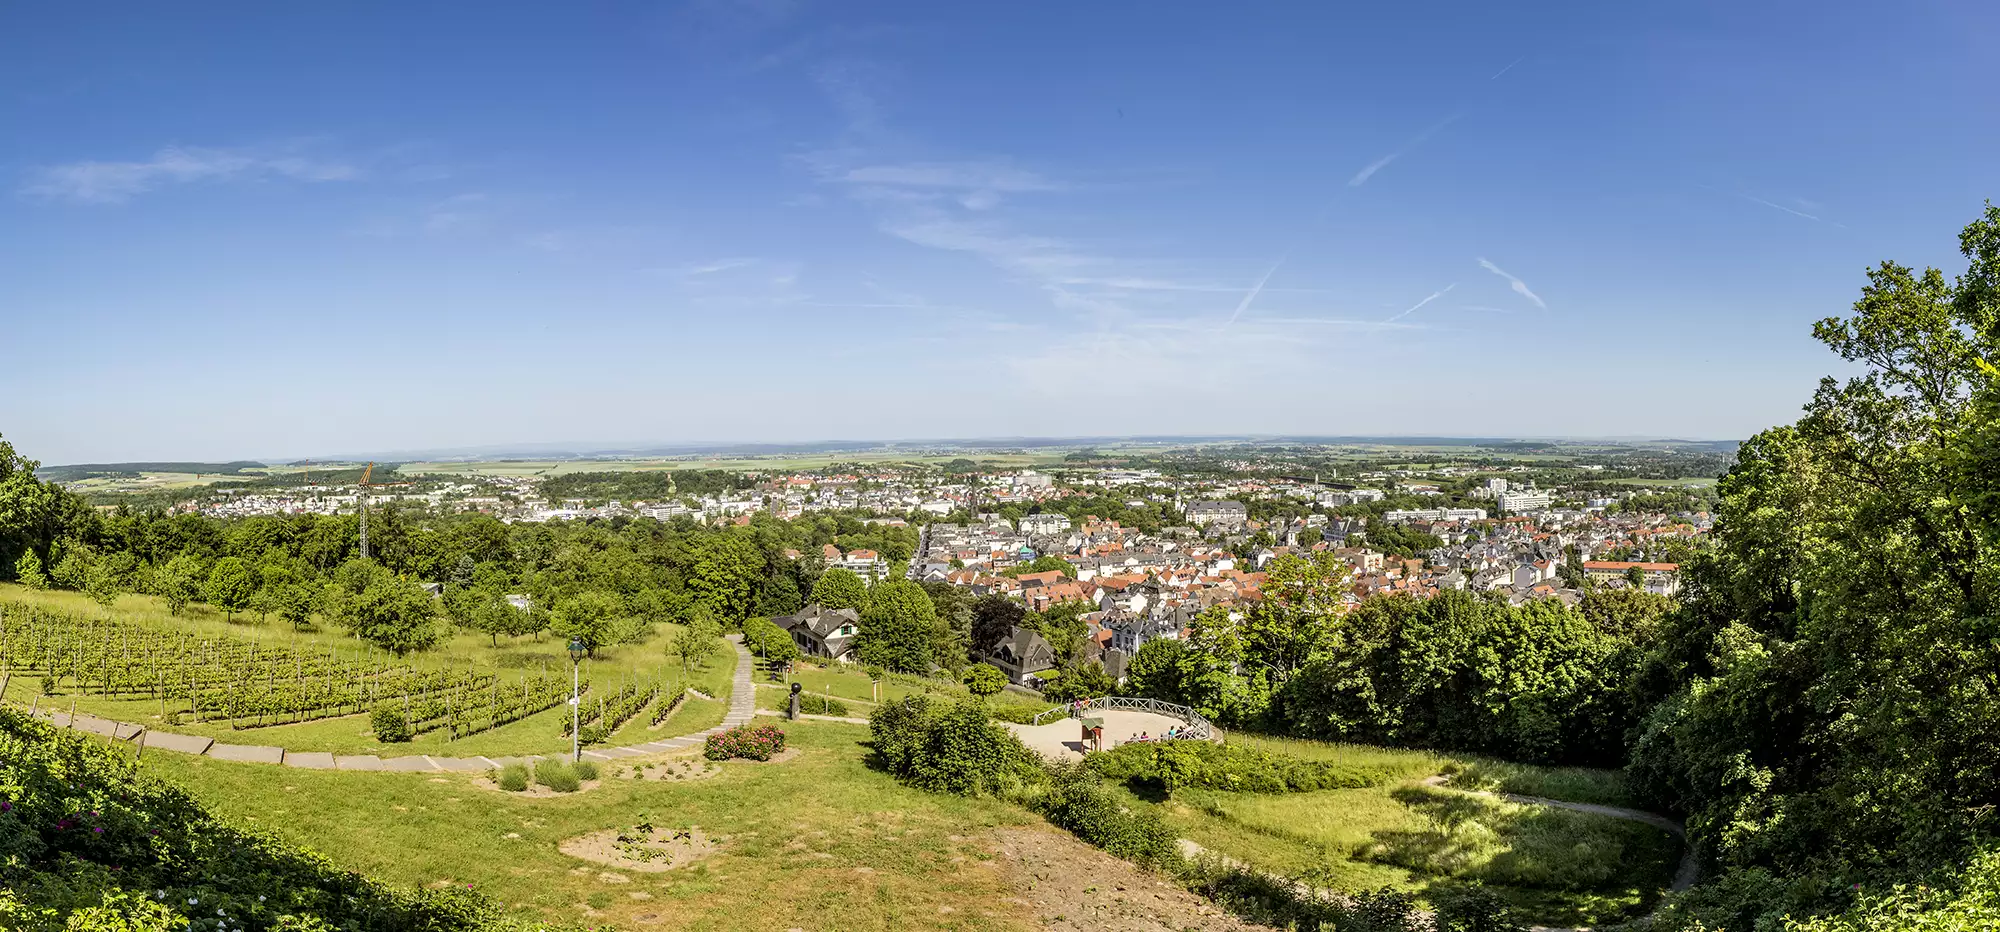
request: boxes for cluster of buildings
[883,500,1704,686]
[143,456,1709,690]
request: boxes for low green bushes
[862,698,1527,930]
[705,724,786,761]
[534,759,582,793]
[1180,863,1523,932]
[0,706,579,931]
[1032,762,1180,864]
[797,694,849,716]
[1087,740,1387,793]
[496,763,530,792]
[984,702,1063,724]
[572,760,600,781]
[371,703,412,743]
[869,695,1038,795]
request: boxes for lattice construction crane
[355,462,410,561]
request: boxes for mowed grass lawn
[760,661,1053,719]
[141,720,1040,931]
[0,585,735,756]
[1137,735,1679,927]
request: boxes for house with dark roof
[772,603,862,661]
[979,625,1057,686]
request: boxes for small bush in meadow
[534,758,582,792]
[705,724,786,761]
[497,763,530,792]
[869,695,1037,795]
[572,760,600,781]
[371,703,412,743]
[799,694,849,716]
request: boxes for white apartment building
[1383,507,1490,523]
[1019,512,1073,535]
[1497,490,1554,512]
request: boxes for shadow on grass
[1356,784,1678,925]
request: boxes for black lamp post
[567,638,587,762]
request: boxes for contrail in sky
[1219,252,1290,331]
[1382,283,1457,324]
[1489,56,1525,80]
[1349,112,1464,187]
[1477,258,1546,309]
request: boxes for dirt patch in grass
[990,825,1269,932]
[470,776,605,798]
[559,826,719,873]
[610,758,723,783]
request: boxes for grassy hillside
[0,585,731,755]
[140,720,1037,930]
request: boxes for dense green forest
[538,468,758,503]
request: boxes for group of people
[1121,726,1189,744]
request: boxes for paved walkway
[22,635,758,773]
[1004,709,1192,760]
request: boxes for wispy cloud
[22,144,357,204]
[1348,154,1401,189]
[1219,254,1290,331]
[832,160,1059,211]
[793,62,1436,404]
[421,192,489,234]
[1739,193,1846,228]
[1349,113,1463,187]
[1476,257,1546,309]
[1382,283,1457,324]
[1698,184,1847,228]
[1255,316,1435,330]
[685,257,760,276]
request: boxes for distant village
[154,457,1706,687]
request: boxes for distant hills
[38,435,1740,475]
[35,461,267,482]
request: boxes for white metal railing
[1031,695,1224,742]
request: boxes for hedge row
[1086,740,1389,793]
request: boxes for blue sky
[3,1,1996,464]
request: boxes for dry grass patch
[559,822,719,873]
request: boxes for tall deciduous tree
[855,579,941,674]
[1125,638,1189,704]
[680,606,723,670]
[1241,551,1350,683]
[324,560,441,655]
[153,553,204,616]
[1623,205,2000,923]
[205,556,256,622]
[810,567,869,612]
[84,560,122,613]
[550,589,622,656]
[970,594,1025,655]
[13,550,48,590]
